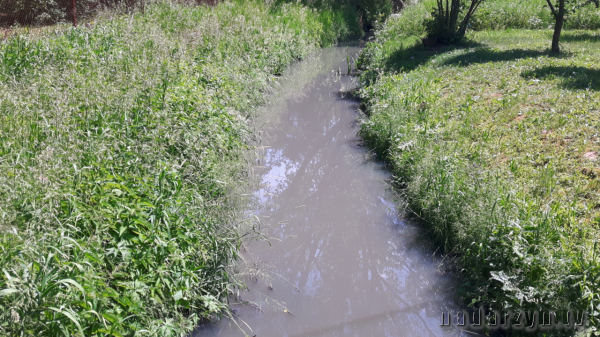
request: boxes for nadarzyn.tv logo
[439,307,588,332]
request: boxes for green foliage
[471,0,600,30]
[471,0,554,30]
[390,0,600,33]
[0,1,347,335]
[277,0,393,31]
[360,14,600,332]
[424,0,484,44]
[357,0,392,29]
[272,0,398,34]
[271,0,362,43]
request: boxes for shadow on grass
[380,39,483,73]
[560,32,600,43]
[379,40,568,74]
[382,44,453,72]
[360,41,454,85]
[521,66,600,90]
[441,48,570,67]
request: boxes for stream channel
[195,46,463,337]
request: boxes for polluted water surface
[194,47,468,337]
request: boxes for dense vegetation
[0,1,358,335]
[472,0,600,30]
[389,0,600,35]
[4,0,600,334]
[359,2,600,333]
[0,0,388,29]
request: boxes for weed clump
[0,1,353,335]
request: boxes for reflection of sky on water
[257,148,299,204]
[304,265,323,296]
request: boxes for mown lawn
[359,24,600,331]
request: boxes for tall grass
[0,1,355,335]
[272,0,363,43]
[359,15,600,334]
[472,0,600,30]
[388,0,600,33]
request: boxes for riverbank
[0,1,359,335]
[358,16,600,333]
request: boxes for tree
[545,0,567,53]
[425,0,485,45]
[545,0,592,53]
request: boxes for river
[194,46,462,337]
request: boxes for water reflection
[195,48,461,337]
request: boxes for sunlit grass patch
[359,22,600,331]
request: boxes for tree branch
[459,0,483,35]
[545,0,558,17]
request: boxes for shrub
[357,0,392,29]
[424,0,484,44]
[1,0,88,26]
[271,0,362,43]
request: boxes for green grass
[0,1,356,336]
[359,19,600,332]
[473,0,600,30]
[389,0,600,34]
[273,0,363,43]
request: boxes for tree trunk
[72,0,77,27]
[458,0,483,37]
[551,0,565,53]
[551,15,564,53]
[429,0,482,44]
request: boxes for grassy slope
[359,14,600,331]
[0,1,357,336]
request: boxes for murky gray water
[196,47,460,337]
